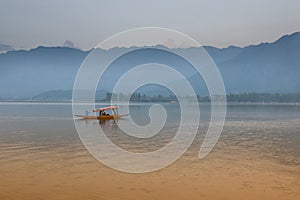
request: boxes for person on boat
[85,110,89,116]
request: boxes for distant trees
[130,93,176,102]
[97,92,300,103]
[226,93,300,103]
[98,92,178,102]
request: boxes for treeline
[100,92,177,102]
[99,92,300,103]
[225,93,300,103]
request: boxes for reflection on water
[0,103,299,200]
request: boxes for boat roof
[93,105,118,112]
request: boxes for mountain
[0,43,14,53]
[62,40,77,49]
[30,89,108,101]
[0,46,89,98]
[0,32,299,99]
[213,32,300,93]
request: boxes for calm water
[0,102,299,200]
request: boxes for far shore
[0,100,299,106]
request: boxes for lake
[0,102,299,200]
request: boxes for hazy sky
[0,0,300,50]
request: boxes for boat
[75,105,128,120]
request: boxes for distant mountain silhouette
[0,43,14,53]
[30,89,108,101]
[0,46,89,98]
[0,32,299,99]
[62,40,77,49]
[211,32,300,93]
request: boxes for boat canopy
[93,105,118,112]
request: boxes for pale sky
[0,0,300,50]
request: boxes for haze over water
[0,103,299,200]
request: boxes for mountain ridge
[0,32,299,98]
[1,32,299,55]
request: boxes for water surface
[0,103,299,200]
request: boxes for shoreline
[0,101,299,106]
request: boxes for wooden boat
[74,114,128,120]
[75,105,128,120]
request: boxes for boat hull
[75,114,128,120]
